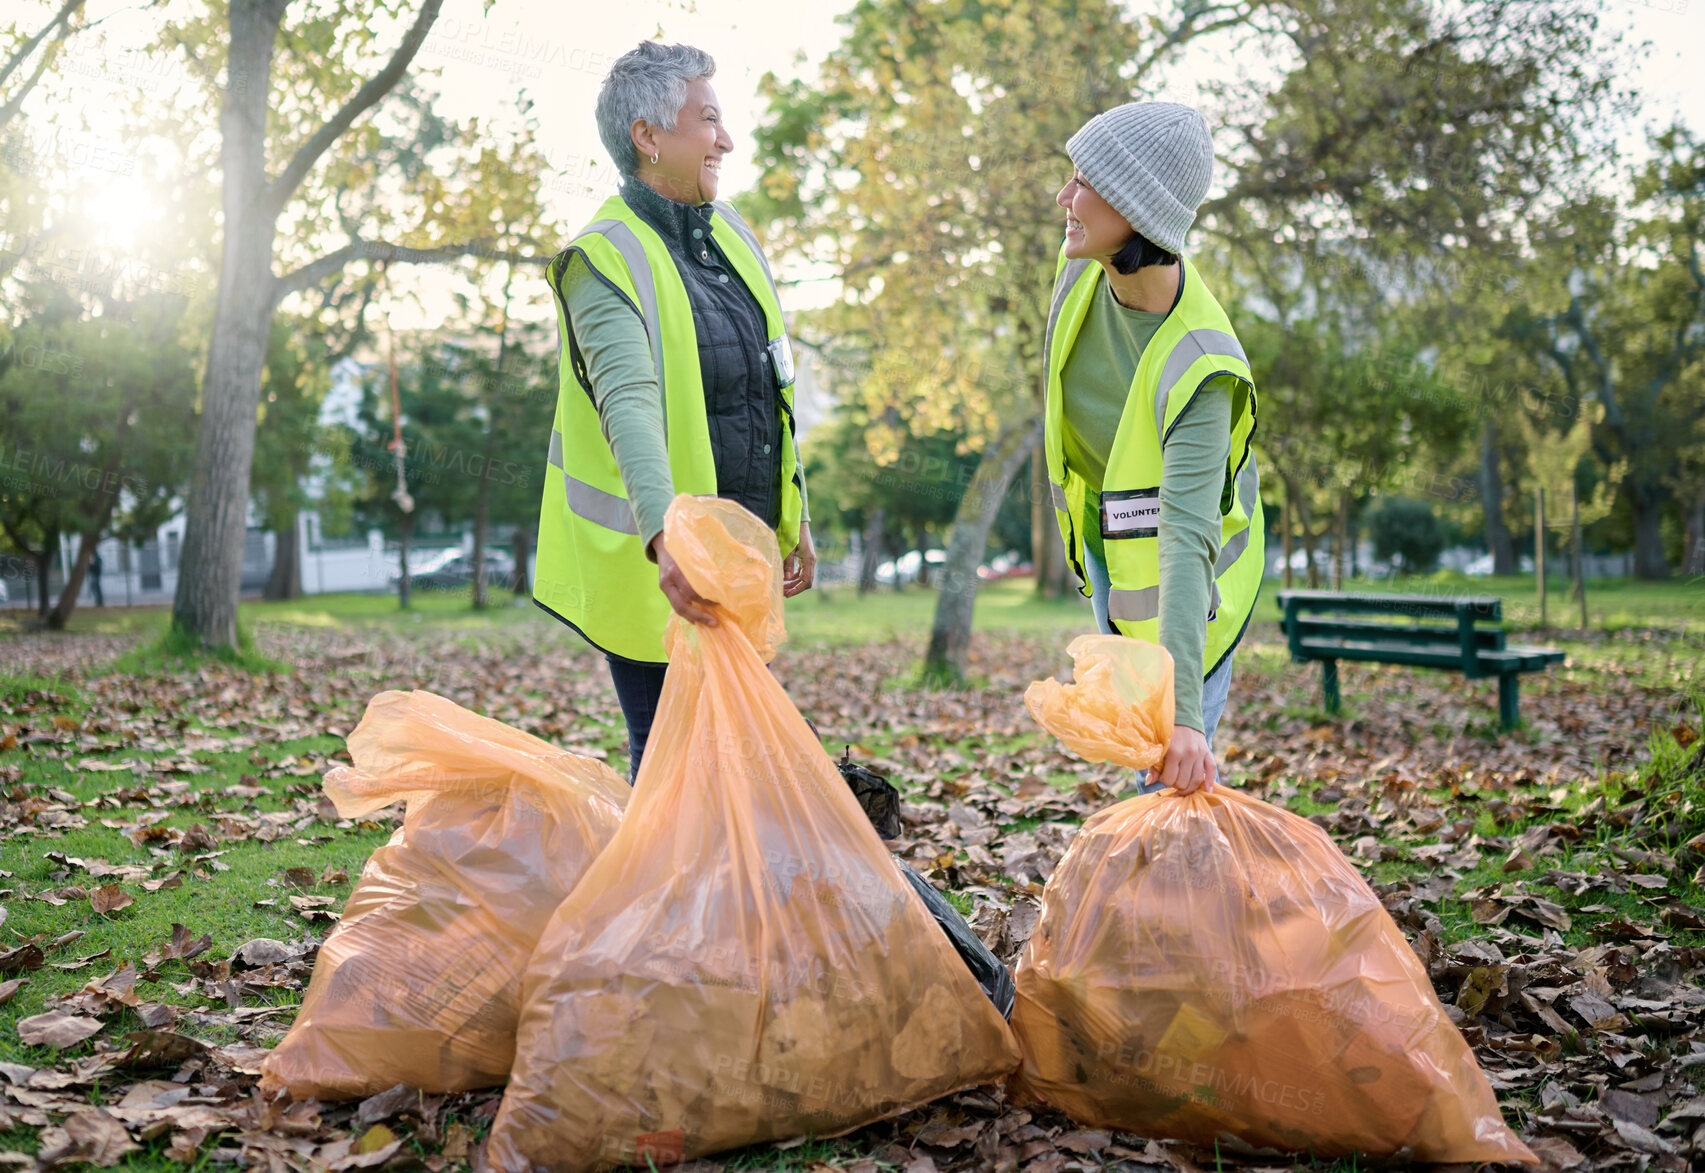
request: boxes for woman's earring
[650,153,658,164]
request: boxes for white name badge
[768,334,796,388]
[1100,488,1160,539]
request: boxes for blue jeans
[1082,538,1235,794]
[606,655,668,784]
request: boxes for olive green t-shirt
[1060,277,1234,732]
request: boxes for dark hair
[1110,231,1179,275]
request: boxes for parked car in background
[875,548,946,587]
[388,548,516,592]
[978,551,1032,580]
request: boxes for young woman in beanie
[1041,101,1265,796]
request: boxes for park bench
[1276,590,1565,729]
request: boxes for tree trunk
[1571,484,1587,629]
[1280,479,1294,590]
[1031,441,1065,599]
[1629,484,1670,580]
[396,510,414,610]
[1333,492,1349,590]
[474,269,513,612]
[2,520,62,619]
[1479,418,1516,575]
[857,508,884,595]
[47,395,131,630]
[1683,486,1705,578]
[34,548,51,617]
[923,420,1039,684]
[1535,488,1546,629]
[34,534,56,618]
[472,441,492,609]
[511,527,531,594]
[46,529,106,630]
[263,509,302,600]
[168,0,286,652]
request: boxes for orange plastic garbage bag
[1010,636,1535,1164]
[486,496,1021,1173]
[260,690,629,1100]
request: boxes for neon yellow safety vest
[533,194,803,663]
[1043,253,1265,679]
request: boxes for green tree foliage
[252,315,337,599]
[346,326,552,606]
[1367,496,1444,574]
[1501,126,1705,580]
[0,285,197,626]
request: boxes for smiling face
[1056,170,1134,262]
[632,77,732,204]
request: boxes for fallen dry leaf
[88,885,134,915]
[16,1011,103,1049]
[34,1108,138,1169]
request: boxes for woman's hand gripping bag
[259,690,629,1100]
[1011,636,1535,1164]
[487,496,1021,1173]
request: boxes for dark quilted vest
[622,180,782,529]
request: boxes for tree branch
[0,0,85,135]
[1632,237,1705,429]
[263,0,443,218]
[1131,0,1257,85]
[1559,289,1621,432]
[272,237,547,306]
[0,0,83,93]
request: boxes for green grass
[103,620,286,676]
[0,671,85,711]
[0,733,389,1068]
[19,569,1698,654]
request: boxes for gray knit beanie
[1066,101,1214,254]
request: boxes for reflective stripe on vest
[1214,461,1259,575]
[578,217,668,444]
[1154,328,1249,442]
[548,427,640,536]
[1108,584,1158,622]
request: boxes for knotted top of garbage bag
[665,495,787,662]
[1023,635,1175,771]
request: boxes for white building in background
[6,349,829,610]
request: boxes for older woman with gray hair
[532,41,815,781]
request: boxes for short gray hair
[596,41,717,178]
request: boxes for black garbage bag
[896,860,1016,1019]
[834,750,1016,1019]
[837,746,902,838]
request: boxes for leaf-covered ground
[1,599,1702,1172]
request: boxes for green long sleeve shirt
[559,254,809,559]
[1062,277,1233,732]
